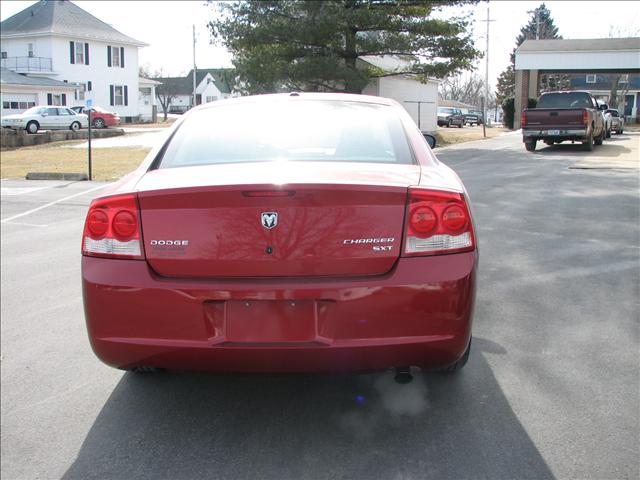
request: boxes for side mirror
[423,133,436,148]
[41,112,48,117]
[598,104,608,111]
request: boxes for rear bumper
[82,252,477,373]
[523,128,588,141]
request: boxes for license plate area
[548,130,560,136]
[226,300,316,343]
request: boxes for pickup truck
[521,91,607,152]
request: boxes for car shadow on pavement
[534,142,632,158]
[62,337,554,480]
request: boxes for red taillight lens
[582,110,589,126]
[87,209,109,237]
[403,188,475,257]
[521,111,527,127]
[112,210,137,238]
[410,206,437,234]
[442,204,467,232]
[82,193,144,259]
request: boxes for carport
[513,38,640,129]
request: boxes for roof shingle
[0,0,147,46]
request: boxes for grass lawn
[0,140,149,181]
[435,125,510,146]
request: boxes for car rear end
[81,94,477,374]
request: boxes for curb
[26,172,89,181]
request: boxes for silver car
[604,109,625,135]
[1,106,88,134]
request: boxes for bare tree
[439,74,491,108]
[152,68,180,121]
[607,26,639,111]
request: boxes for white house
[360,56,440,133]
[157,68,239,114]
[0,0,148,120]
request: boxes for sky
[1,0,638,90]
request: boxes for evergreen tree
[495,3,561,103]
[208,0,481,94]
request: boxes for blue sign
[85,98,93,108]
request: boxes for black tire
[544,140,554,146]
[457,122,463,128]
[606,127,611,139]
[583,130,594,151]
[70,121,81,132]
[26,121,39,134]
[594,128,604,146]
[128,365,164,374]
[525,139,537,151]
[447,120,452,128]
[439,338,471,373]
[93,117,105,128]
[619,128,624,134]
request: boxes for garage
[1,92,37,113]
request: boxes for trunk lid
[136,162,420,278]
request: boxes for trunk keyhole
[265,246,273,255]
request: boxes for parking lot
[1,132,638,479]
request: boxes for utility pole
[192,24,197,108]
[482,6,494,137]
[527,8,541,39]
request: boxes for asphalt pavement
[1,131,638,479]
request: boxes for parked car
[71,106,120,128]
[597,102,613,138]
[1,106,88,134]
[81,93,478,379]
[604,108,625,135]
[437,107,464,128]
[521,91,606,152]
[464,110,483,126]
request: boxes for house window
[114,86,124,105]
[1,51,7,59]
[619,74,629,84]
[28,43,34,57]
[586,74,596,84]
[10,102,19,109]
[112,46,120,67]
[75,42,84,64]
[77,84,86,101]
[206,96,218,103]
[2,101,9,109]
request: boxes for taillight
[82,193,145,259]
[582,110,589,126]
[521,111,527,127]
[402,188,475,256]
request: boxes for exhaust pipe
[394,366,413,384]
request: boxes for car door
[57,107,76,129]
[42,107,60,129]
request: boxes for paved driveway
[1,132,638,479]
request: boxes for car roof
[194,92,397,113]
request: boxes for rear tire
[439,338,471,373]
[26,121,39,134]
[594,128,604,146]
[619,127,624,134]
[457,122,463,128]
[447,120,452,128]
[606,127,611,139]
[525,139,537,151]
[583,131,594,151]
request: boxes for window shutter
[124,85,128,106]
[109,85,114,106]
[84,43,89,65]
[69,42,75,64]
[47,93,53,105]
[74,90,77,101]
[87,81,92,91]
[107,46,112,67]
[61,94,66,106]
[120,47,125,68]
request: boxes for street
[1,132,638,479]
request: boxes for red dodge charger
[82,93,478,377]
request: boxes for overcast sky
[1,0,638,90]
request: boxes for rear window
[537,92,594,109]
[157,99,414,168]
[438,108,454,114]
